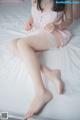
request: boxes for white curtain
[0,0,24,3]
[72,0,80,19]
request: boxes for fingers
[44,23,55,32]
[58,22,66,30]
[25,23,32,31]
[46,23,54,29]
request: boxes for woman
[10,0,73,119]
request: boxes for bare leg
[41,65,64,94]
[10,31,54,118]
[10,32,64,94]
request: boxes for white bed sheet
[0,2,80,120]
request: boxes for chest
[31,6,58,27]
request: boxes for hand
[25,17,33,31]
[56,19,67,30]
[44,23,56,33]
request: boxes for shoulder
[54,11,64,23]
[51,11,64,20]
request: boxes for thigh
[20,31,54,51]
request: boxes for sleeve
[53,11,64,25]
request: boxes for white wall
[0,0,24,3]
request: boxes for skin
[10,0,73,119]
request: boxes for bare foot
[53,72,64,94]
[25,89,53,119]
[41,66,64,94]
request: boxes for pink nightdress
[30,3,72,48]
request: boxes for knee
[9,39,17,51]
[10,38,19,48]
[17,39,29,49]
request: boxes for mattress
[0,2,80,120]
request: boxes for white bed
[0,1,80,120]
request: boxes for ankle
[36,88,46,96]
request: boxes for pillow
[0,0,24,3]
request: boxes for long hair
[36,0,65,12]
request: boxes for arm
[44,23,56,33]
[44,19,63,33]
[25,15,33,31]
[25,0,35,31]
[27,15,33,24]
[44,12,65,32]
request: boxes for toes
[29,111,34,117]
[26,111,34,119]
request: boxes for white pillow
[0,0,24,3]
